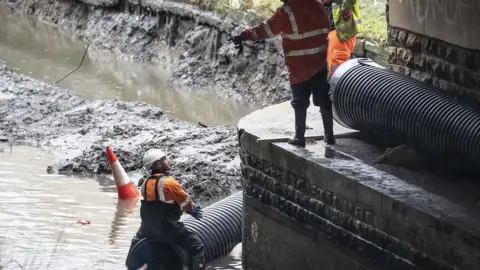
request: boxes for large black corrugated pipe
[329,58,480,174]
[182,191,243,262]
[125,191,243,270]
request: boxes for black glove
[186,204,203,220]
[228,35,246,55]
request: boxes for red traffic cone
[106,145,140,200]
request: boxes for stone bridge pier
[237,2,480,268]
[237,100,480,270]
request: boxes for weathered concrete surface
[238,98,358,142]
[0,0,291,106]
[0,60,240,201]
[238,105,480,269]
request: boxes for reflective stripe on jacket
[331,0,362,41]
[241,0,329,84]
[139,173,194,240]
[141,173,194,212]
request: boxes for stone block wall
[237,128,480,270]
[387,26,480,104]
[240,150,412,270]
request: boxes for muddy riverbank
[0,59,241,201]
[0,0,291,106]
[0,8,258,126]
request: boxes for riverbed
[0,5,245,269]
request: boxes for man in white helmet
[135,148,206,270]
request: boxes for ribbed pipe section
[181,191,243,263]
[329,58,480,172]
[126,191,243,269]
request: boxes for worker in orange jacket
[231,0,336,146]
[322,0,362,75]
[135,148,205,270]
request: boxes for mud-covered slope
[0,0,290,106]
[0,60,241,200]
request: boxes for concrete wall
[387,0,480,103]
[237,102,480,270]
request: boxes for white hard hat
[143,148,167,170]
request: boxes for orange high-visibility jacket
[241,0,330,84]
[141,173,194,212]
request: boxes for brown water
[0,144,242,269]
[0,8,257,126]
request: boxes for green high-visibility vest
[332,0,362,41]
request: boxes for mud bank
[0,60,241,200]
[0,0,290,106]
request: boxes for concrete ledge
[237,99,358,142]
[238,101,480,270]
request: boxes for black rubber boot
[320,99,336,145]
[288,107,307,147]
[192,253,206,270]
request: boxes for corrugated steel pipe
[125,191,243,270]
[329,58,480,175]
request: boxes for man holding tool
[230,0,336,146]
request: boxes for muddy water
[0,8,257,126]
[0,144,241,269]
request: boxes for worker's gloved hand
[228,33,247,55]
[186,205,203,220]
[229,34,247,46]
[341,9,353,19]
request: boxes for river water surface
[0,8,257,126]
[0,144,242,269]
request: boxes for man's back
[236,0,330,83]
[282,0,329,37]
[140,174,192,241]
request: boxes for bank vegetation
[185,0,388,46]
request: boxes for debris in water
[76,219,91,225]
[46,166,55,174]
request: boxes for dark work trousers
[177,227,205,270]
[136,223,206,269]
[290,68,334,140]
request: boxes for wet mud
[0,0,289,202]
[0,0,293,202]
[0,7,258,126]
[0,60,241,201]
[0,0,291,106]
